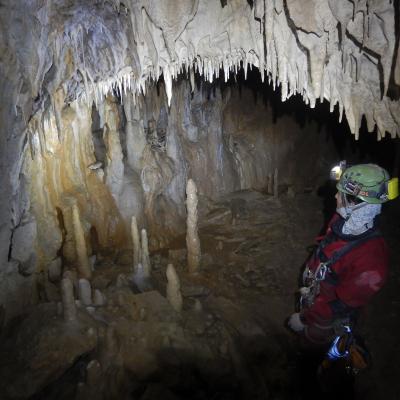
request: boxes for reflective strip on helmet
[343,180,362,196]
[388,177,399,200]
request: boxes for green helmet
[337,164,390,204]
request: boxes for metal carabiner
[302,265,315,286]
[315,263,328,281]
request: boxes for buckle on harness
[315,263,329,281]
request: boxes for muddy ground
[0,189,399,400]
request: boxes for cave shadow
[214,66,340,133]
[189,65,400,170]
[55,207,66,260]
[151,332,356,400]
[90,225,100,256]
[12,325,353,400]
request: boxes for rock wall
[0,76,338,320]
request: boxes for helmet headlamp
[330,160,347,181]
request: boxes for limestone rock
[72,204,91,280]
[131,215,141,272]
[132,264,153,292]
[166,264,183,313]
[93,289,106,306]
[78,278,92,306]
[141,229,151,278]
[61,278,77,322]
[89,255,96,271]
[10,220,37,265]
[0,304,97,399]
[168,248,187,266]
[48,257,62,282]
[186,179,201,273]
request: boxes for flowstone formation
[0,0,398,322]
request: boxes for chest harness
[301,228,382,310]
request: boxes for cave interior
[0,1,400,399]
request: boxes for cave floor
[0,190,399,400]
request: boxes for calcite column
[166,263,183,312]
[101,97,124,204]
[123,93,146,172]
[131,216,141,272]
[186,179,201,273]
[72,204,92,280]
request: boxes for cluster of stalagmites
[52,179,202,398]
[59,178,201,321]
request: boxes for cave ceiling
[0,0,399,140]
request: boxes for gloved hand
[299,286,310,296]
[288,312,305,332]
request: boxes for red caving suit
[301,214,389,344]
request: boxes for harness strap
[301,229,382,310]
[325,229,382,268]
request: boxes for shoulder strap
[326,230,382,267]
[316,231,336,260]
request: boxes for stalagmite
[72,204,92,280]
[131,216,141,272]
[166,263,183,313]
[186,179,201,274]
[78,278,92,306]
[61,277,77,322]
[141,228,151,278]
[93,289,106,306]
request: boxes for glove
[288,312,306,332]
[299,286,311,296]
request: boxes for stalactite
[166,263,183,313]
[22,0,400,141]
[186,179,201,274]
[72,204,92,280]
